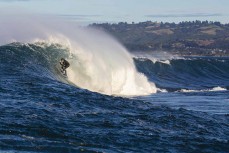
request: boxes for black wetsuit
[60,59,70,75]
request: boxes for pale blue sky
[0,0,228,24]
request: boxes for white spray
[0,13,157,96]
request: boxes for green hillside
[90,21,229,56]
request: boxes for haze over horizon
[0,0,228,24]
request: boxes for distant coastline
[90,21,229,56]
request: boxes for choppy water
[1,43,229,153]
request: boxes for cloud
[146,13,223,18]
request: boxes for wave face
[134,57,229,92]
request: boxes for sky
[0,0,228,24]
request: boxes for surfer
[60,58,70,75]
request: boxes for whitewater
[1,15,229,153]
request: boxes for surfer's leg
[61,66,66,73]
[62,66,66,75]
[60,66,64,72]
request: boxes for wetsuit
[60,59,70,75]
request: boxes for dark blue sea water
[1,43,229,153]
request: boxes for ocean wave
[134,56,229,91]
[0,41,156,96]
